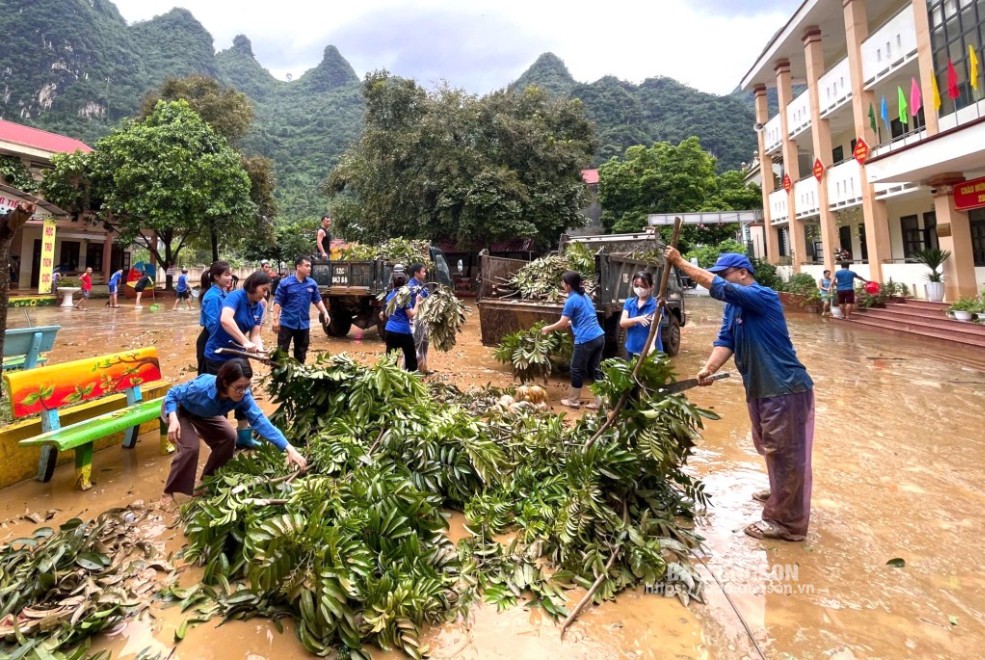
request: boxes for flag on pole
[898,86,908,124]
[931,73,941,111]
[910,77,922,116]
[970,44,981,91]
[947,58,960,99]
[880,95,890,132]
[868,102,877,133]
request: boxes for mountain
[0,1,757,226]
[514,55,758,169]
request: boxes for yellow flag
[971,44,981,91]
[931,72,941,110]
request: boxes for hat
[707,253,755,274]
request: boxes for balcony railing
[819,57,852,117]
[786,90,812,139]
[769,189,789,224]
[763,114,783,154]
[794,177,820,219]
[826,160,863,209]
[861,5,917,87]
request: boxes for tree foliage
[598,138,762,249]
[326,73,597,249]
[140,74,253,145]
[41,100,255,270]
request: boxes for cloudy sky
[112,0,802,95]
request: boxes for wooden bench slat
[19,397,164,452]
[2,355,48,371]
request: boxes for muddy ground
[2,297,984,659]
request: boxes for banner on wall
[38,218,57,295]
[954,176,985,212]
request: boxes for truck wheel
[662,314,682,357]
[326,313,352,337]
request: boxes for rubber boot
[236,427,260,450]
[585,395,602,411]
[560,386,581,409]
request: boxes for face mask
[633,286,649,298]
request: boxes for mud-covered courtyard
[2,296,984,659]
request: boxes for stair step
[890,299,949,312]
[846,316,985,348]
[860,306,955,322]
[859,309,985,336]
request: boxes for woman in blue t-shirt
[619,271,663,361]
[541,271,605,409]
[384,272,423,371]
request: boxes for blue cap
[708,253,755,274]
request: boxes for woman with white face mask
[619,271,663,361]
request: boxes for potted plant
[914,248,951,302]
[948,297,980,321]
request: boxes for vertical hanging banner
[782,173,792,192]
[38,218,57,295]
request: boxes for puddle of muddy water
[3,298,985,658]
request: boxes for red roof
[581,169,599,185]
[0,119,91,154]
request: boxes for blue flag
[880,95,890,132]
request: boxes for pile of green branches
[415,286,470,352]
[0,508,171,658]
[507,244,597,302]
[176,352,716,658]
[492,322,573,383]
[339,238,435,271]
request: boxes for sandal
[752,489,771,503]
[585,400,600,410]
[559,399,581,409]
[743,520,804,542]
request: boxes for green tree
[326,72,597,249]
[0,203,37,376]
[706,169,763,212]
[42,100,255,272]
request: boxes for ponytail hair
[203,260,231,289]
[562,271,586,295]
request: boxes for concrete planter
[778,291,821,314]
[925,281,945,302]
[56,287,81,307]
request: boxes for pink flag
[910,77,922,116]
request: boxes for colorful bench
[2,347,171,490]
[2,325,60,371]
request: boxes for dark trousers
[196,328,209,376]
[277,326,311,363]
[747,389,815,539]
[569,335,605,388]
[385,331,418,372]
[162,404,236,496]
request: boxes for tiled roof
[581,169,599,185]
[0,119,92,154]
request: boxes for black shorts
[837,290,855,305]
[177,290,190,300]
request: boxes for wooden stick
[584,218,683,450]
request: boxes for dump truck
[476,231,686,356]
[311,246,453,337]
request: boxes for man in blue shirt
[833,261,871,320]
[408,263,431,372]
[106,268,123,308]
[665,250,814,542]
[272,257,331,363]
[172,267,192,311]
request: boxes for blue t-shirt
[164,374,288,450]
[108,270,123,288]
[710,276,813,401]
[623,296,662,356]
[176,274,188,293]
[274,274,322,330]
[205,288,265,362]
[834,269,860,291]
[199,284,226,331]
[384,289,412,335]
[408,277,430,301]
[561,292,605,345]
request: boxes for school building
[741,0,985,301]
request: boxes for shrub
[750,258,782,290]
[684,238,747,269]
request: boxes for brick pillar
[930,176,979,300]
[754,84,780,263]
[803,26,839,274]
[776,59,806,273]
[911,0,940,136]
[844,0,892,281]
